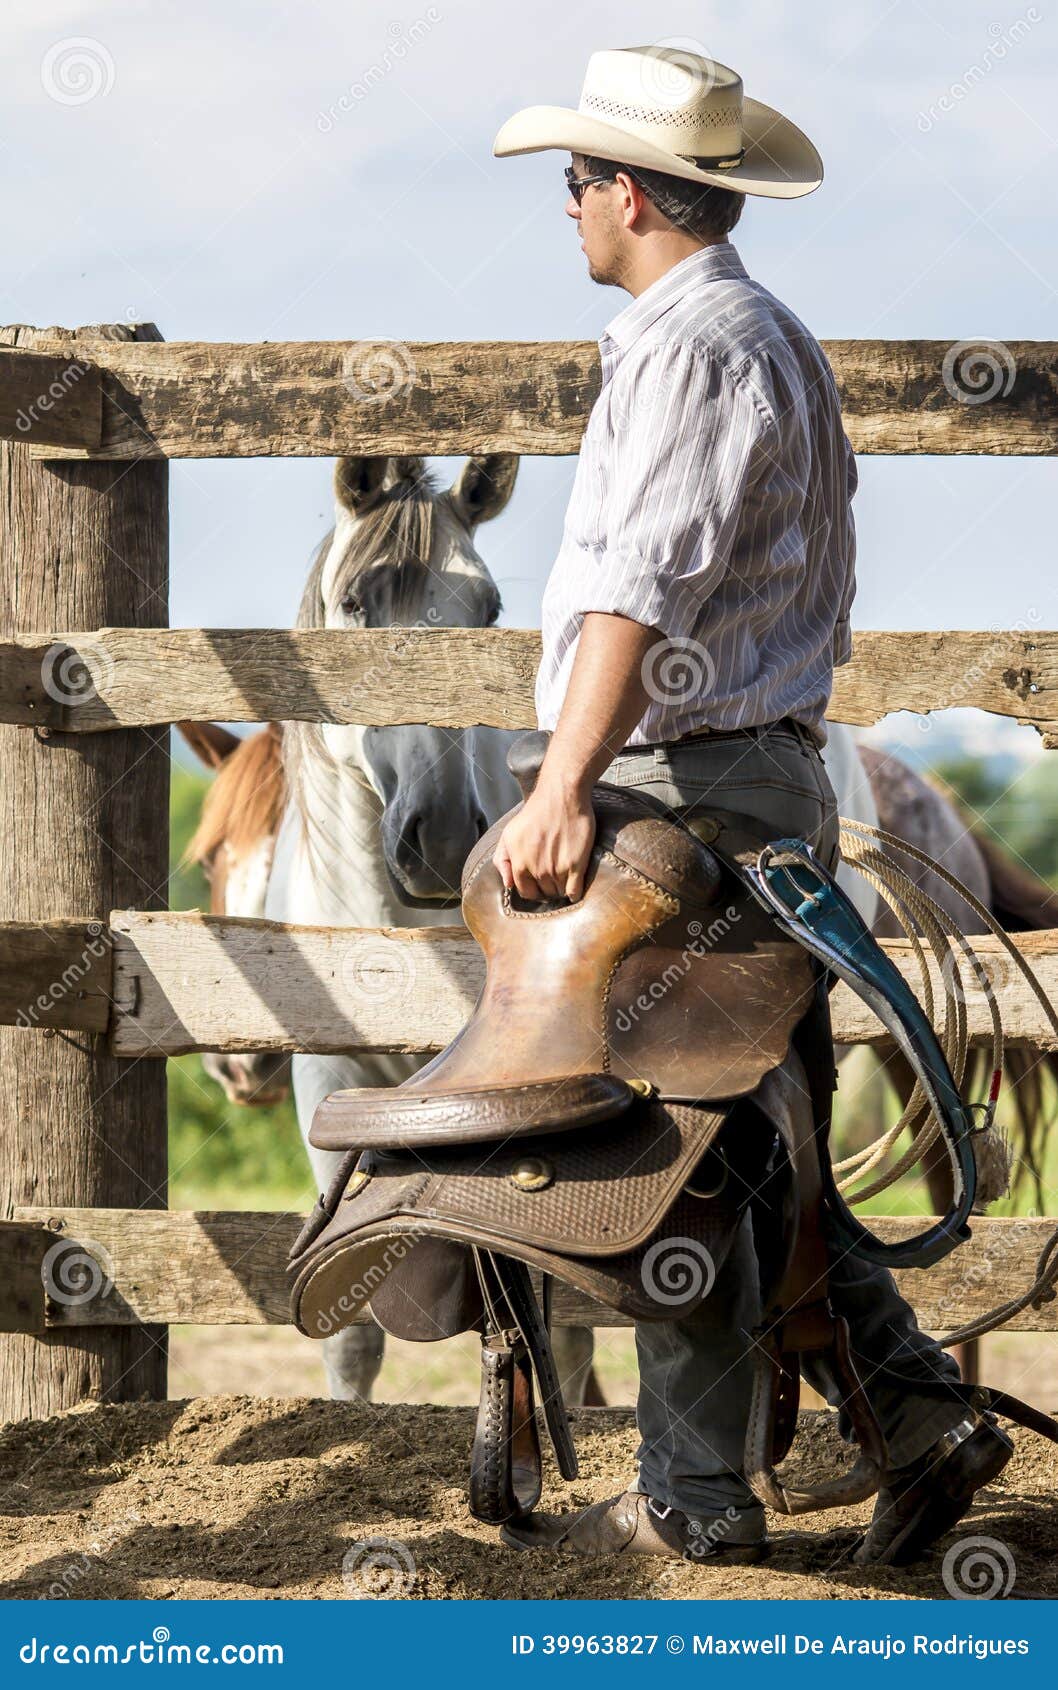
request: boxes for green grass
[167,1055,314,1211]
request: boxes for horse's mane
[187,722,286,867]
[284,462,445,882]
[295,459,441,633]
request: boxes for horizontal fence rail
[5,913,1058,1056]
[0,347,103,450]
[1,627,1055,740]
[0,336,1055,460]
[6,1209,1055,1334]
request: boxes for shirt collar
[601,239,750,354]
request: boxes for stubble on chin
[586,257,620,287]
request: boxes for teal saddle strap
[742,838,978,1271]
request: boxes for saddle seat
[310,756,817,1147]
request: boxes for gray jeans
[601,723,964,1535]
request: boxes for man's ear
[334,456,391,513]
[448,455,519,526]
[616,170,647,228]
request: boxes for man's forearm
[539,611,664,795]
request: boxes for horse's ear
[335,456,390,513]
[448,454,519,526]
[386,455,429,490]
[177,721,241,769]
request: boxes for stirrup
[744,1308,887,1515]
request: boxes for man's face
[567,153,625,287]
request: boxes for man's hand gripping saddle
[288,730,900,1524]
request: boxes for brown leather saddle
[288,731,887,1523]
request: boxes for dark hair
[583,154,744,241]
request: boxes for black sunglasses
[564,164,615,205]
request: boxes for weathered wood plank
[0,347,102,449]
[103,911,1058,1056]
[0,919,113,1033]
[108,911,482,1056]
[0,322,169,1419]
[0,627,1055,740]
[9,1209,1055,1334]
[18,337,1058,461]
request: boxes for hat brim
[493,95,822,199]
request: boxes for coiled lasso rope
[834,816,1058,1346]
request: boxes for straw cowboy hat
[493,44,822,200]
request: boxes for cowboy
[490,45,1012,1567]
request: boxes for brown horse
[179,720,291,1107]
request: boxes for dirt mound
[0,1398,1055,1601]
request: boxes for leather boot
[500,1490,767,1561]
[852,1414,1014,1567]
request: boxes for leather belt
[622,716,821,754]
[677,714,814,744]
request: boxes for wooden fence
[0,324,1056,1422]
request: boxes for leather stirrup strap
[743,838,977,1269]
[496,1256,578,1482]
[469,1333,543,1524]
[745,981,888,1515]
[466,1252,579,1524]
[468,1251,543,1523]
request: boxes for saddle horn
[506,729,553,802]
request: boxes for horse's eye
[340,593,363,618]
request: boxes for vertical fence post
[0,324,169,1419]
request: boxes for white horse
[265,453,526,1397]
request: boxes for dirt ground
[1,1397,1056,1602]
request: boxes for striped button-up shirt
[534,239,858,749]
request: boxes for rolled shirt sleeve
[831,433,859,667]
[566,338,773,645]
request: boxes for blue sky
[3,1,1056,658]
